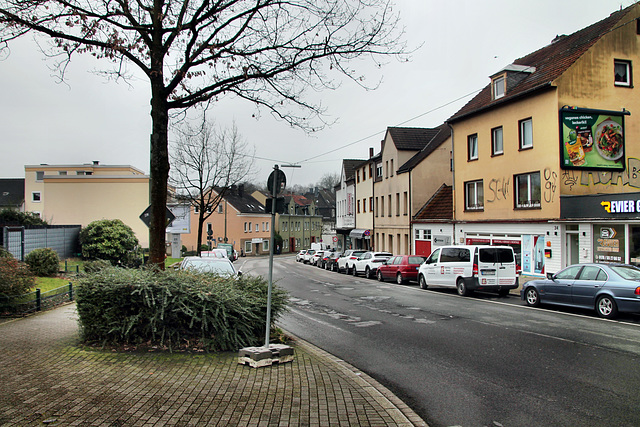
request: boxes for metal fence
[1,225,81,261]
[0,283,74,317]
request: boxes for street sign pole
[264,165,279,348]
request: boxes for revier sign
[560,192,640,220]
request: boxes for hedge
[75,267,289,351]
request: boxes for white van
[417,245,518,297]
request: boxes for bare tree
[0,0,405,267]
[170,119,254,255]
[318,172,340,190]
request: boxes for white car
[310,250,326,266]
[352,251,393,279]
[179,256,241,277]
[296,250,307,262]
[302,249,316,264]
[337,250,366,274]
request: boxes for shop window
[515,172,541,209]
[464,180,484,211]
[263,239,269,252]
[244,241,252,253]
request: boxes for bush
[79,219,139,266]
[0,209,47,226]
[25,248,59,277]
[0,258,35,296]
[0,247,12,258]
[83,259,112,274]
[75,267,289,351]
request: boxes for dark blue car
[521,263,640,319]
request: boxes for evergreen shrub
[79,219,139,266]
[25,248,59,277]
[0,258,35,296]
[75,267,289,351]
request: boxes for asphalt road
[239,255,640,427]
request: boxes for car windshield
[610,265,640,280]
[184,259,236,274]
[479,248,514,263]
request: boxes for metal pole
[265,166,278,348]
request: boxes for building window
[248,222,252,232]
[385,161,389,178]
[387,195,392,217]
[58,171,67,175]
[515,172,541,209]
[390,159,394,176]
[468,134,478,161]
[369,164,373,179]
[263,239,269,252]
[492,126,503,156]
[244,222,248,232]
[32,192,41,202]
[218,204,224,214]
[369,197,374,212]
[375,197,379,217]
[265,222,269,232]
[356,170,360,183]
[244,240,252,253]
[362,198,366,213]
[464,180,484,211]
[357,200,361,214]
[614,59,632,87]
[380,197,384,217]
[255,223,259,232]
[396,193,400,216]
[492,75,505,99]
[36,171,44,181]
[403,192,408,215]
[519,118,533,150]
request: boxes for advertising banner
[559,107,627,171]
[593,224,625,263]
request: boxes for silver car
[180,256,241,277]
[521,263,640,319]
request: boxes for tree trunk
[196,208,205,256]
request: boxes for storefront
[560,192,640,267]
[349,229,372,250]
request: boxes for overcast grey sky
[0,0,635,188]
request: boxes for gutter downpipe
[447,122,456,244]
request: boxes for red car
[377,255,426,284]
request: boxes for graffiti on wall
[486,177,510,203]
[544,168,557,203]
[563,157,640,191]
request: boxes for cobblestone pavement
[0,304,427,426]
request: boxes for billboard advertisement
[559,107,628,171]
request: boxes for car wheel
[377,270,384,282]
[419,275,428,290]
[332,263,338,272]
[396,273,404,285]
[456,278,470,297]
[596,295,618,319]
[524,287,540,307]
[365,267,372,279]
[352,265,358,276]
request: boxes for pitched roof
[413,184,453,221]
[342,159,365,181]
[386,127,442,151]
[397,123,451,174]
[448,6,634,122]
[216,186,266,214]
[0,178,25,209]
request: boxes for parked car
[353,251,393,279]
[200,249,227,259]
[296,250,307,262]
[318,250,337,269]
[337,250,366,274]
[325,251,342,271]
[311,250,326,266]
[521,263,640,319]
[302,249,316,264]
[417,245,518,297]
[377,255,426,284]
[180,256,241,277]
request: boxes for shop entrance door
[565,232,579,267]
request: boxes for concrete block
[238,344,295,368]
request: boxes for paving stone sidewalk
[0,304,427,426]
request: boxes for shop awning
[349,229,371,239]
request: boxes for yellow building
[448,4,640,273]
[24,162,150,247]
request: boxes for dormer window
[492,75,505,99]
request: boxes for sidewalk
[0,304,427,426]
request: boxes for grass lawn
[34,276,73,293]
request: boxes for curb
[289,333,429,427]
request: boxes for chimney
[369,147,374,158]
[238,184,244,197]
[93,161,99,166]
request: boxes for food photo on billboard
[559,107,629,171]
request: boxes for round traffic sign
[267,168,287,195]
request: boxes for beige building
[447,4,640,274]
[24,162,150,247]
[372,126,451,255]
